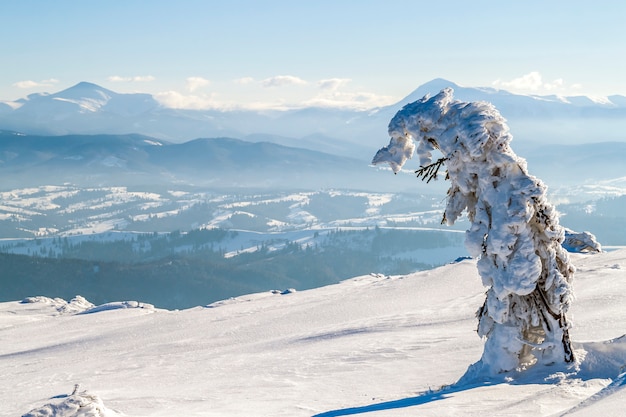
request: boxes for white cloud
[306,77,395,109]
[134,75,156,82]
[42,78,60,85]
[108,76,129,82]
[153,75,394,111]
[154,90,219,110]
[234,77,254,85]
[494,71,543,91]
[261,75,308,88]
[305,90,396,110]
[186,76,210,92]
[492,72,578,94]
[13,80,40,89]
[318,78,351,91]
[13,78,59,89]
[107,75,156,83]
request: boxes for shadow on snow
[313,336,626,416]
[311,381,488,416]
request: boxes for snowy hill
[1,249,625,416]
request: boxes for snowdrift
[22,389,122,417]
[1,249,625,416]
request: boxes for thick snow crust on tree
[563,229,602,253]
[373,88,576,373]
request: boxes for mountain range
[0,130,416,191]
[1,80,626,191]
[2,79,626,160]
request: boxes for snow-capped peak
[48,82,114,113]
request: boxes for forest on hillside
[2,227,463,309]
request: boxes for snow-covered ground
[0,186,450,239]
[1,249,625,416]
[2,184,624,241]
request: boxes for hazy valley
[0,183,624,309]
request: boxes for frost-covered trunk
[372,88,575,373]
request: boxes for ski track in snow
[1,250,625,416]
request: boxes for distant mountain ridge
[399,78,626,109]
[2,79,626,160]
[0,130,409,190]
[1,80,625,191]
[1,128,624,193]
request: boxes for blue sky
[2,0,625,109]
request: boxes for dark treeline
[57,228,233,262]
[1,228,455,309]
[1,227,463,309]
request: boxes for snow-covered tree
[372,88,575,374]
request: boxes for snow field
[1,250,625,416]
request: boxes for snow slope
[1,250,625,416]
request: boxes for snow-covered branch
[415,157,448,183]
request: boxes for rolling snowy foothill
[1,249,625,416]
